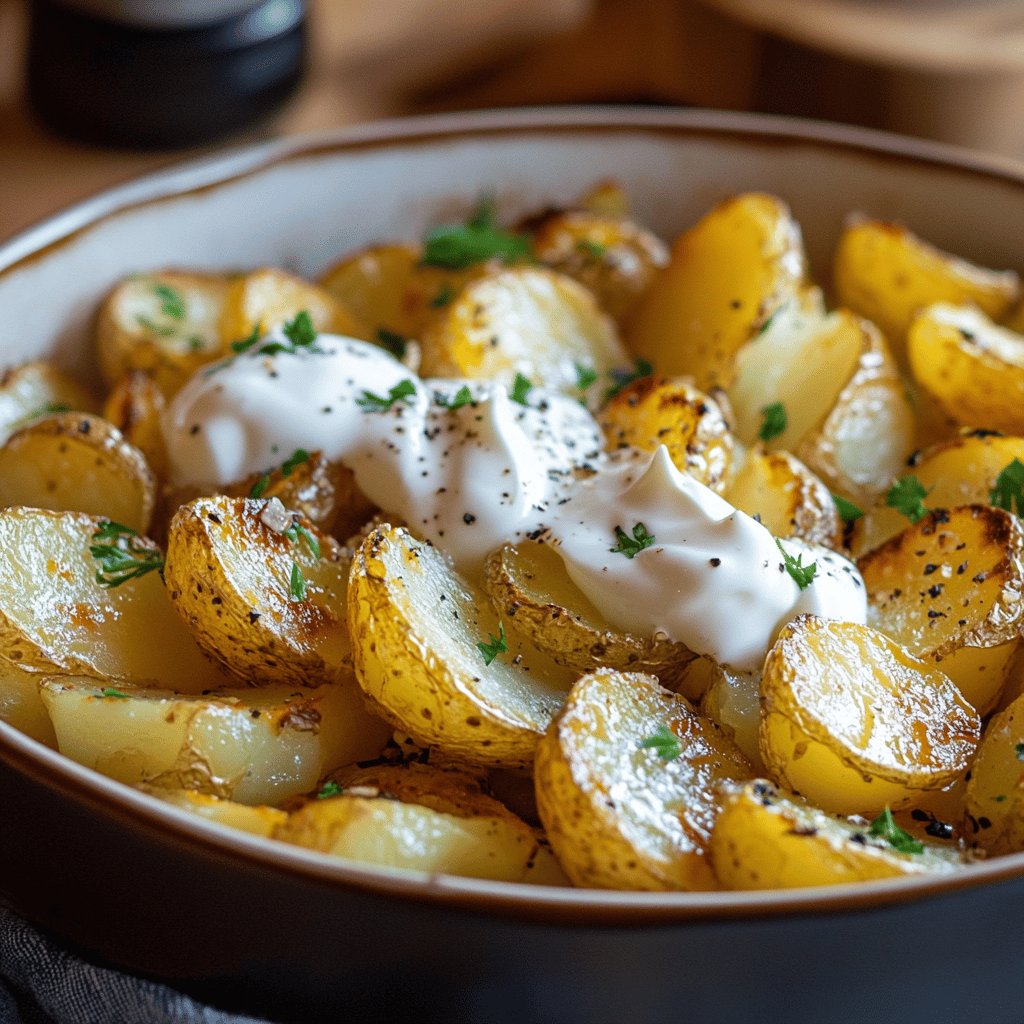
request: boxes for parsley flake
[284,521,321,560]
[99,687,130,699]
[509,373,533,406]
[575,363,598,391]
[281,448,310,477]
[154,283,185,320]
[885,475,931,524]
[357,378,418,412]
[281,310,317,349]
[1015,742,1024,761]
[477,623,507,666]
[990,458,1024,518]
[430,283,454,308]
[776,539,816,589]
[576,238,607,261]
[421,197,532,270]
[90,521,164,589]
[289,562,307,601]
[436,385,474,411]
[758,402,787,442]
[868,806,924,855]
[832,494,864,524]
[376,328,408,359]
[639,725,681,761]
[249,474,271,499]
[611,523,656,559]
[135,315,175,338]
[605,358,654,400]
[316,780,341,800]
[230,325,262,355]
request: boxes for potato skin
[0,361,97,445]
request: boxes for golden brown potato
[483,540,697,694]
[598,377,734,492]
[722,447,842,549]
[859,505,1024,713]
[0,412,156,535]
[348,523,573,767]
[0,361,97,445]
[102,371,169,484]
[138,785,289,837]
[419,266,628,396]
[535,668,750,891]
[834,217,1019,366]
[0,507,232,694]
[711,780,962,890]
[96,271,232,395]
[760,616,980,815]
[41,677,388,805]
[164,496,352,687]
[908,304,1024,435]
[626,192,807,389]
[0,657,56,746]
[577,180,630,218]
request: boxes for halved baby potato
[102,371,169,484]
[711,780,962,890]
[164,496,352,687]
[859,505,1024,713]
[41,678,388,805]
[0,361,97,445]
[598,377,734,492]
[483,540,697,694]
[138,785,289,837]
[909,304,1024,435]
[760,616,980,816]
[0,412,156,535]
[697,661,764,772]
[535,668,750,891]
[626,192,807,388]
[348,523,573,767]
[0,656,57,746]
[418,266,628,396]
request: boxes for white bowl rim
[2,104,1023,925]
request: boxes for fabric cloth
[0,906,271,1024]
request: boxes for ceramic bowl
[1,107,1023,1024]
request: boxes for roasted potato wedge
[219,267,366,346]
[698,661,764,772]
[419,266,628,396]
[529,209,669,322]
[348,524,573,767]
[963,692,1024,855]
[281,762,567,884]
[0,507,231,693]
[730,303,914,503]
[535,668,750,890]
[483,540,697,693]
[0,361,97,445]
[722,447,842,548]
[0,412,156,535]
[164,496,352,687]
[859,505,1024,713]
[626,192,807,388]
[96,271,231,395]
[138,785,289,837]
[711,780,961,890]
[102,370,169,484]
[41,678,388,805]
[834,217,1019,366]
[577,180,630,218]
[598,377,734,492]
[909,304,1024,434]
[760,616,980,815]
[0,656,56,746]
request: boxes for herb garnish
[605,358,654,400]
[281,448,310,477]
[990,458,1024,518]
[477,623,507,666]
[14,401,71,429]
[356,378,418,412]
[230,310,321,360]
[90,520,164,588]
[758,402,787,442]
[639,725,682,761]
[436,385,474,411]
[576,238,607,260]
[249,475,271,499]
[832,494,864,524]
[230,324,262,355]
[289,562,307,601]
[421,196,532,270]
[154,283,185,320]
[574,363,598,391]
[611,523,656,559]
[776,539,816,589]
[1015,742,1024,761]
[284,521,321,560]
[509,373,533,406]
[316,780,341,799]
[885,475,931,524]
[99,687,130,699]
[376,328,408,359]
[136,315,176,338]
[869,806,924,855]
[430,283,454,308]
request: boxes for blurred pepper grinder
[27,0,308,149]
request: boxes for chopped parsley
[281,448,310,477]
[154,283,186,320]
[756,305,782,337]
[356,378,418,412]
[421,196,532,270]
[230,324,262,355]
[832,494,864,524]
[136,315,176,337]
[376,328,408,359]
[430,283,454,308]
[99,687,130,699]
[776,539,816,589]
[990,458,1024,518]
[1015,742,1024,761]
[639,725,681,761]
[187,336,204,351]
[885,475,931,524]
[576,238,607,261]
[316,780,341,799]
[758,402,787,442]
[509,373,533,406]
[868,806,924,855]
[574,363,598,391]
[611,523,656,559]
[14,401,71,428]
[284,520,321,560]
[477,623,507,666]
[604,358,654,401]
[436,385,474,411]
[230,311,321,360]
[249,475,271,499]
[90,520,164,588]
[289,562,307,601]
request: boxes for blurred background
[2,0,1023,241]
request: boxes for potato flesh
[40,678,389,805]
[0,361,97,445]
[760,616,980,815]
[0,412,156,535]
[711,781,961,890]
[698,662,764,772]
[139,785,289,837]
[0,657,56,746]
[535,669,750,891]
[102,371,169,484]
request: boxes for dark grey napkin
[0,906,272,1024]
